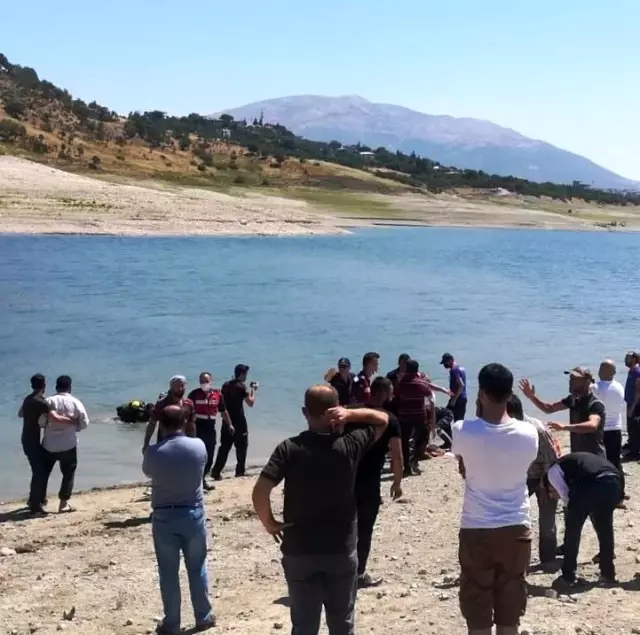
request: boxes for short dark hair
[371,376,393,398]
[362,352,380,367]
[398,353,410,365]
[30,373,46,391]
[478,363,513,403]
[55,375,72,393]
[506,394,524,420]
[234,364,250,378]
[160,405,184,431]
[406,359,420,374]
[305,385,339,417]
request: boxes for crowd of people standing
[17,350,640,634]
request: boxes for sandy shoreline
[2,457,640,635]
[2,157,638,237]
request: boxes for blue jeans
[152,505,213,632]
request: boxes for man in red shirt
[354,352,380,406]
[188,372,232,490]
[142,376,196,452]
[395,359,437,476]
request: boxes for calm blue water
[0,228,638,500]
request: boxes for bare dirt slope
[1,456,640,635]
[0,157,345,236]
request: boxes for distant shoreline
[2,156,639,238]
[1,219,636,238]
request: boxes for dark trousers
[195,419,217,478]
[23,443,45,508]
[563,476,622,580]
[604,429,625,495]
[528,478,558,563]
[627,413,640,456]
[399,420,413,471]
[448,397,468,422]
[211,424,247,477]
[412,420,429,465]
[37,447,78,503]
[356,493,381,576]
[282,552,358,635]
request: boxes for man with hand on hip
[143,405,215,635]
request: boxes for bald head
[160,404,185,432]
[303,385,339,427]
[599,359,616,381]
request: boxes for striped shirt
[395,374,432,424]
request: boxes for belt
[153,503,203,510]
[596,472,620,481]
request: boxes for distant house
[221,128,231,139]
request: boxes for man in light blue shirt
[143,405,214,634]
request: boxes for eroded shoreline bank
[2,157,639,237]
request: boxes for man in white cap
[143,376,196,452]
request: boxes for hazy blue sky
[1,0,638,178]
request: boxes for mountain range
[217,95,636,190]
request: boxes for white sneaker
[58,501,76,513]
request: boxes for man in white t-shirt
[594,359,626,498]
[452,363,538,635]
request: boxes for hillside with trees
[1,52,639,206]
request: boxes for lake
[0,227,638,500]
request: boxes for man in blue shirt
[441,353,468,421]
[143,405,215,634]
[624,352,640,458]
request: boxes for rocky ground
[1,455,640,635]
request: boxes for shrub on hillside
[25,134,48,154]
[3,99,27,119]
[89,155,101,170]
[0,118,27,141]
[197,163,206,172]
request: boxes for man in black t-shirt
[546,452,623,585]
[252,385,388,635]
[211,364,256,479]
[520,367,606,457]
[18,373,73,514]
[353,377,403,589]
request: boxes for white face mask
[200,383,212,392]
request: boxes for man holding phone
[211,364,257,479]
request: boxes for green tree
[0,118,26,141]
[179,134,191,151]
[4,98,26,119]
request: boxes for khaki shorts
[458,525,532,629]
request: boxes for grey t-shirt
[142,433,206,509]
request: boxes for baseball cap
[564,366,593,381]
[440,353,454,365]
[338,357,351,368]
